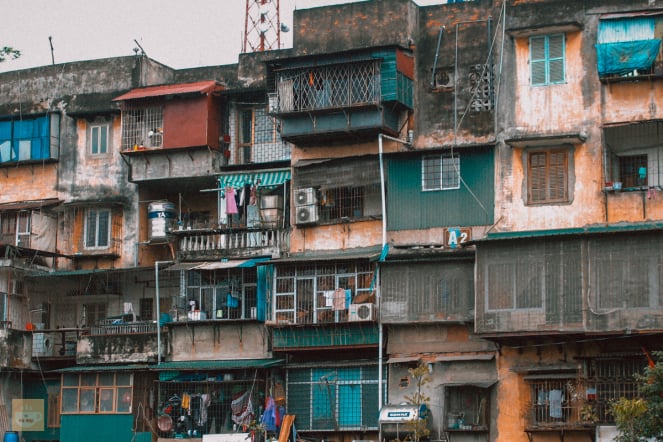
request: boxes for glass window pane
[116,373,131,386]
[61,388,79,413]
[63,374,79,387]
[80,373,96,387]
[116,387,132,413]
[91,127,99,154]
[97,210,110,247]
[79,388,96,412]
[98,372,114,386]
[99,388,115,412]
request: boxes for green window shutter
[548,34,566,83]
[530,36,548,85]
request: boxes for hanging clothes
[219,190,228,225]
[226,187,239,214]
[332,288,346,311]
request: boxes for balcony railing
[175,227,289,260]
[90,320,158,336]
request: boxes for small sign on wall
[445,228,471,248]
[12,399,44,431]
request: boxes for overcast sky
[1,0,444,74]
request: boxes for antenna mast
[243,0,281,53]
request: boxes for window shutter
[548,34,565,83]
[529,152,548,202]
[530,36,547,85]
[548,150,568,200]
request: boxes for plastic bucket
[3,431,19,442]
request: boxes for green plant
[401,363,431,442]
[0,47,20,63]
[579,404,598,424]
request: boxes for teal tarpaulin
[596,39,661,76]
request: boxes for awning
[153,359,284,371]
[54,364,151,373]
[0,198,61,211]
[387,356,421,364]
[270,245,383,263]
[166,258,270,272]
[113,80,223,101]
[217,168,290,189]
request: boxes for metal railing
[177,228,289,256]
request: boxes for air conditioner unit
[349,303,375,322]
[296,204,319,225]
[295,187,317,206]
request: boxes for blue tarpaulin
[596,39,661,75]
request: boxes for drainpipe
[155,260,173,365]
[377,133,413,411]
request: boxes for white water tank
[148,201,177,242]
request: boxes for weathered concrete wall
[387,324,495,355]
[77,333,164,364]
[292,0,417,57]
[0,329,33,368]
[168,322,270,361]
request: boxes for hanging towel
[332,288,346,311]
[226,187,239,214]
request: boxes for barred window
[61,372,133,414]
[286,366,382,431]
[120,106,163,150]
[587,358,645,423]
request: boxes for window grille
[618,154,648,188]
[275,60,381,113]
[182,268,258,321]
[527,378,576,427]
[120,106,163,149]
[286,366,381,432]
[587,358,644,423]
[273,261,375,325]
[318,184,380,222]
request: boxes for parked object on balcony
[613,181,622,190]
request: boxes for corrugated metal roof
[476,222,663,243]
[272,245,383,263]
[165,258,270,272]
[113,80,223,101]
[54,364,151,373]
[0,198,61,211]
[153,359,284,371]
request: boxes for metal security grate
[275,61,381,113]
[121,106,163,150]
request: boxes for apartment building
[0,1,662,442]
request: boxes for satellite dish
[280,23,290,33]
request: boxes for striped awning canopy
[217,168,290,189]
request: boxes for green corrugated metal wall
[387,149,495,230]
[374,49,413,108]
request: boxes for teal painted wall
[60,414,136,442]
[387,149,495,230]
[22,379,60,442]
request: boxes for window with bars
[235,105,281,165]
[85,208,111,249]
[183,268,258,321]
[422,154,460,191]
[120,106,163,150]
[444,386,490,431]
[273,261,375,325]
[61,372,133,414]
[527,148,570,204]
[530,34,566,86]
[275,60,381,113]
[286,366,382,432]
[526,378,577,427]
[587,358,645,423]
[618,154,648,188]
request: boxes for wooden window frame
[526,147,570,205]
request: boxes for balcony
[31,327,85,359]
[173,226,289,261]
[77,318,164,365]
[270,48,413,145]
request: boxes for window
[422,154,460,191]
[530,34,565,86]
[90,124,109,155]
[84,209,110,249]
[120,106,163,150]
[0,115,59,163]
[526,377,576,427]
[527,148,569,204]
[587,358,645,423]
[618,154,648,188]
[61,372,133,414]
[444,386,490,431]
[286,365,382,431]
[597,16,663,78]
[273,261,374,324]
[1,211,32,247]
[183,268,257,321]
[236,106,279,165]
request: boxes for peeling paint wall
[168,322,270,361]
